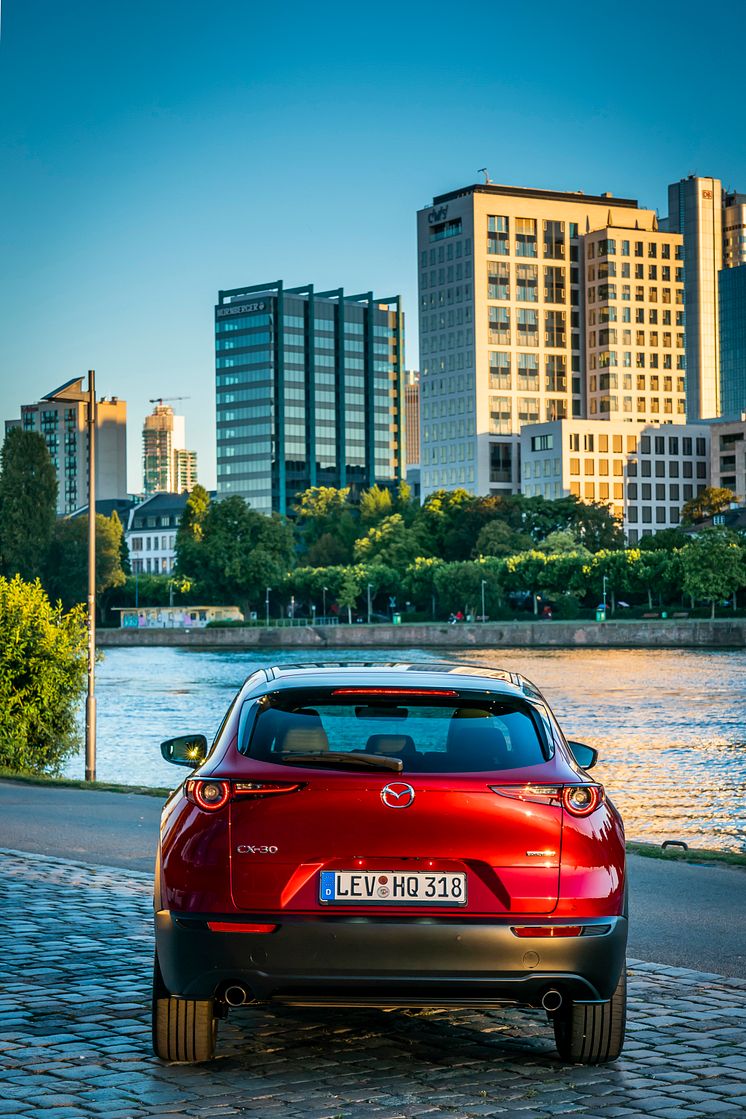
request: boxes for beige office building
[404,370,420,467]
[143,403,198,494]
[417,182,685,500]
[585,227,686,423]
[520,419,710,542]
[13,395,127,515]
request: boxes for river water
[62,646,746,852]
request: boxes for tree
[681,529,746,617]
[45,513,126,613]
[474,519,532,558]
[196,497,295,613]
[175,484,211,579]
[359,484,394,526]
[117,511,132,575]
[637,528,688,552]
[401,557,444,616]
[536,530,590,557]
[0,575,87,774]
[293,485,358,562]
[0,428,58,581]
[337,568,360,624]
[632,549,680,610]
[681,487,736,526]
[353,513,423,568]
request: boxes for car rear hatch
[228,687,562,916]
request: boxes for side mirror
[161,734,208,768]
[567,740,598,770]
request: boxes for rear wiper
[276,751,403,773]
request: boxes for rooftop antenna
[478,167,492,184]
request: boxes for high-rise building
[215,281,404,514]
[417,182,682,500]
[142,403,198,494]
[719,264,746,419]
[8,394,127,515]
[520,418,710,543]
[723,192,746,268]
[404,370,420,466]
[709,417,746,500]
[584,225,686,423]
[664,176,723,420]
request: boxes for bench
[642,612,660,618]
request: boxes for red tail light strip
[331,688,458,697]
[233,782,304,797]
[207,922,277,934]
[186,778,304,810]
[512,925,583,938]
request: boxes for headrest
[278,711,329,754]
[365,733,416,757]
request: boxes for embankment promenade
[97,618,746,648]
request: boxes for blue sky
[0,0,741,491]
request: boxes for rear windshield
[242,697,546,773]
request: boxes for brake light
[207,922,277,934]
[186,779,230,811]
[331,688,458,697]
[562,784,604,817]
[488,783,604,816]
[512,925,583,938]
[489,784,562,805]
[233,782,304,797]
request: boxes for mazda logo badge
[381,782,415,809]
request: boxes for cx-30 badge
[381,782,415,809]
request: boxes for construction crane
[149,396,191,406]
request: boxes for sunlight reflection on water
[63,645,746,852]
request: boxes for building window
[487,216,509,255]
[543,220,565,259]
[515,217,537,257]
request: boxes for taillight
[186,779,230,811]
[489,784,562,805]
[489,783,604,817]
[207,922,277,933]
[512,925,583,938]
[233,782,303,797]
[562,784,604,817]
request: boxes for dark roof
[68,498,134,520]
[430,183,639,209]
[684,507,746,533]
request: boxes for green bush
[0,576,87,774]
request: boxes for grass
[0,768,172,798]
[626,840,746,868]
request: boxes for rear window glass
[243,699,546,772]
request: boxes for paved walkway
[2,849,746,1119]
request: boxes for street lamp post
[367,583,373,625]
[322,586,328,618]
[43,372,97,782]
[481,579,486,622]
[602,575,608,614]
[265,586,271,628]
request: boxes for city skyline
[1,0,744,492]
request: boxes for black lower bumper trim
[155,912,628,1006]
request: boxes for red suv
[153,663,627,1064]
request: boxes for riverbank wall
[97,619,746,649]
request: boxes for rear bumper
[156,911,628,1006]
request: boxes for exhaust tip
[541,988,563,1012]
[224,984,249,1007]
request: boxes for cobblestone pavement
[2,849,746,1119]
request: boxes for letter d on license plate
[320,870,467,905]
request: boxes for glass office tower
[215,282,404,514]
[719,264,746,420]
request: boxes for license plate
[319,870,467,905]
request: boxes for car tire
[152,951,217,1063]
[553,968,626,1064]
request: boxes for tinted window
[244,699,546,773]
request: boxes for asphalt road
[1,779,745,978]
